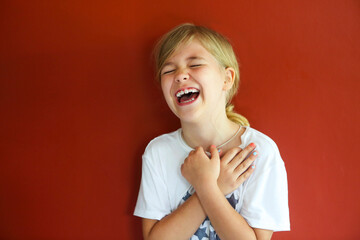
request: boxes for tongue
[179,93,197,103]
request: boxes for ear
[222,67,235,91]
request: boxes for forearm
[145,193,206,240]
[196,182,257,240]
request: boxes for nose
[175,69,189,83]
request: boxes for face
[160,39,234,124]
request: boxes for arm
[182,144,273,240]
[196,178,273,240]
[142,192,206,240]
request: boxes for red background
[1,1,359,239]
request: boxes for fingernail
[253,151,258,156]
[218,149,221,153]
[250,143,256,148]
[251,165,255,169]
[211,145,216,148]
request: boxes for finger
[228,143,256,168]
[180,163,184,175]
[218,148,224,157]
[209,145,219,160]
[241,142,257,160]
[195,146,204,153]
[236,164,255,185]
[234,150,258,175]
[220,147,242,164]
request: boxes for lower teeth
[183,98,195,103]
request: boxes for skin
[143,39,273,240]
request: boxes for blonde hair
[154,23,249,126]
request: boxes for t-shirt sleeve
[240,140,290,231]
[134,153,171,220]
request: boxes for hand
[181,145,220,191]
[217,143,258,195]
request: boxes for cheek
[160,79,173,100]
[160,78,168,92]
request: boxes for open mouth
[175,88,200,105]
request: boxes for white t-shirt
[134,127,290,239]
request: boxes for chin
[177,110,204,124]
[167,99,204,123]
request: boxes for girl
[134,23,290,240]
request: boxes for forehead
[165,39,214,63]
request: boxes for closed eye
[162,69,175,75]
[190,64,202,68]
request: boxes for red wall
[1,1,359,239]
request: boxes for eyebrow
[162,56,206,67]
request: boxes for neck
[181,112,240,152]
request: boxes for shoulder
[243,127,279,152]
[143,129,183,161]
[145,129,180,151]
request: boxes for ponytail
[226,104,250,127]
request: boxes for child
[134,23,290,240]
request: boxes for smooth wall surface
[1,1,359,239]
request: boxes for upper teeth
[176,89,199,98]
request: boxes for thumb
[209,145,220,160]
